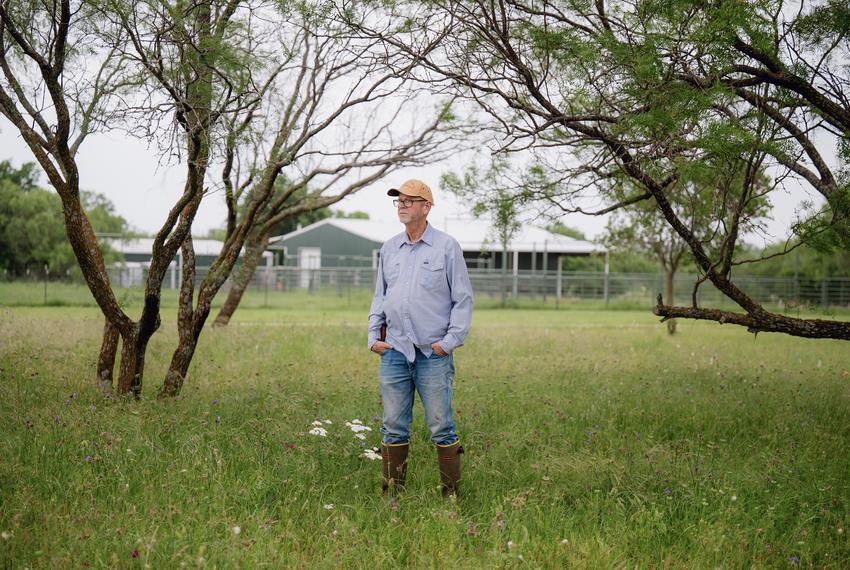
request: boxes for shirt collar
[397,222,434,248]
[420,223,435,246]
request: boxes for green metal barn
[268,218,602,271]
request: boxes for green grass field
[1,294,849,568]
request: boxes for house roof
[104,237,272,258]
[270,217,602,254]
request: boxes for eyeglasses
[393,198,427,208]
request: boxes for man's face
[396,193,431,224]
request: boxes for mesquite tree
[0,0,263,395]
[348,0,850,340]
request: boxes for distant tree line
[0,160,128,278]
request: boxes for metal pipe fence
[218,266,850,309]
[4,266,850,309]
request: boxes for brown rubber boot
[436,441,463,498]
[381,442,409,494]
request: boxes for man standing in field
[368,179,473,498]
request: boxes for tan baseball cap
[388,179,434,205]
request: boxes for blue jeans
[379,348,458,446]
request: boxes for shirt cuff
[439,335,459,353]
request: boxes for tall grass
[4,281,849,317]
[1,305,849,568]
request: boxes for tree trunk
[213,232,270,326]
[160,233,247,396]
[115,326,151,397]
[665,268,676,335]
[159,330,201,398]
[159,237,197,398]
[158,302,214,398]
[97,319,119,395]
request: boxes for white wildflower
[231,526,241,535]
[308,427,328,437]
[324,420,332,425]
[345,421,372,433]
[351,419,362,424]
[507,540,515,549]
[354,433,366,440]
[311,420,323,426]
[363,448,381,461]
[1,531,12,540]
[323,504,334,510]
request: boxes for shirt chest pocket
[421,257,446,289]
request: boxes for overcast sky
[0,115,820,247]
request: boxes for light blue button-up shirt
[368,223,473,363]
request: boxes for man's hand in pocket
[431,342,448,357]
[371,341,393,355]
